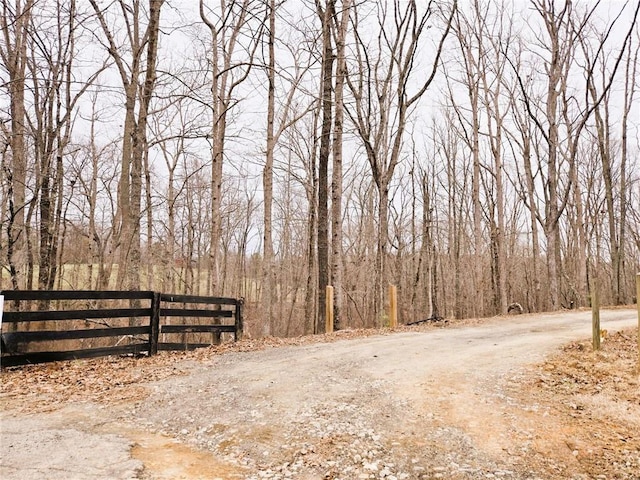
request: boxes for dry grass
[521,328,640,478]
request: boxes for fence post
[149,292,161,355]
[636,273,639,374]
[592,276,600,351]
[0,294,4,356]
[235,298,244,341]
[325,286,334,333]
[389,285,398,328]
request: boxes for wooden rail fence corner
[0,290,244,367]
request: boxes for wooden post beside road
[326,285,334,334]
[592,276,600,351]
[149,292,161,356]
[235,297,244,342]
[389,285,398,329]
[636,273,639,374]
[0,294,4,356]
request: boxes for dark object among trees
[507,303,524,315]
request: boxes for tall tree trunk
[305,110,320,334]
[262,0,277,334]
[617,37,638,303]
[544,38,562,311]
[90,0,164,293]
[200,0,264,296]
[524,141,542,312]
[330,0,350,330]
[116,81,138,290]
[589,34,639,305]
[1,0,33,290]
[420,170,439,319]
[481,20,508,315]
[468,61,482,317]
[144,147,153,290]
[315,0,335,333]
[376,183,389,325]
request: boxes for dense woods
[2,0,639,337]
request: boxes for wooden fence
[0,290,243,367]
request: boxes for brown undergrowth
[521,328,640,479]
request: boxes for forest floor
[1,309,639,480]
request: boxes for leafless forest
[1,0,639,337]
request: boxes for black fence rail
[0,290,243,367]
[157,293,243,353]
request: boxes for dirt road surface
[1,309,639,480]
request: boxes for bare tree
[346,0,456,322]
[314,0,335,333]
[281,109,320,334]
[448,1,483,316]
[199,0,266,295]
[0,0,34,290]
[148,93,205,294]
[24,0,106,293]
[409,139,441,322]
[507,0,639,309]
[330,0,351,329]
[476,1,511,315]
[89,0,164,292]
[503,37,544,311]
[262,0,314,334]
[263,0,278,333]
[434,110,469,319]
[582,19,640,305]
[69,95,120,291]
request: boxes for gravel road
[1,309,638,480]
